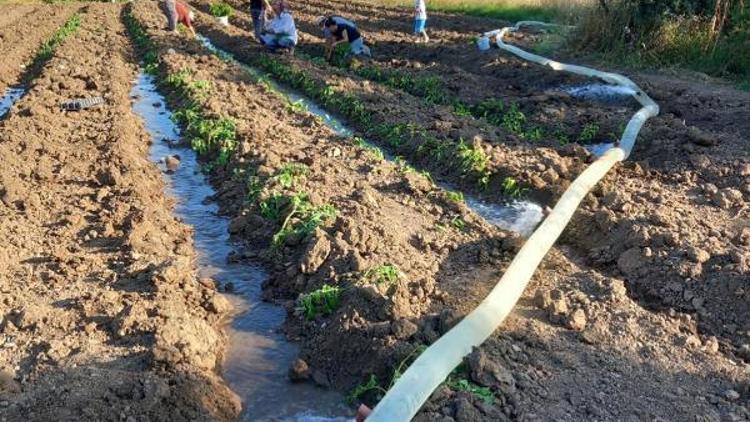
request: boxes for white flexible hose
[367,22,659,421]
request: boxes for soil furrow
[190,3,591,212]
[135,3,749,422]
[193,1,750,353]
[0,4,238,420]
[0,3,81,93]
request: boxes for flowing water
[561,83,637,106]
[131,72,351,422]
[196,35,545,237]
[0,87,24,117]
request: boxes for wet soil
[0,0,747,421]
[0,4,238,420]
[157,0,749,420]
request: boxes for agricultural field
[0,1,748,421]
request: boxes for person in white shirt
[414,0,429,43]
[260,0,298,52]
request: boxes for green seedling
[271,192,336,249]
[501,176,527,198]
[450,215,466,230]
[446,379,495,404]
[445,191,464,203]
[348,344,427,404]
[286,99,308,113]
[209,2,234,17]
[347,374,387,405]
[297,284,341,320]
[273,163,308,189]
[361,264,400,285]
[259,194,287,222]
[352,137,385,161]
[579,123,600,143]
[35,14,81,62]
[455,139,488,176]
[502,103,526,135]
[245,175,264,203]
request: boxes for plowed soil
[1,1,748,421]
[0,3,81,92]
[1,3,238,421]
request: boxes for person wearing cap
[322,16,371,61]
[259,0,298,53]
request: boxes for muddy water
[0,87,24,117]
[130,72,351,422]
[196,35,545,236]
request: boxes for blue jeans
[250,8,265,42]
[414,19,427,33]
[260,34,295,51]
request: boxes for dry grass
[361,0,595,23]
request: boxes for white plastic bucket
[477,36,490,51]
[217,16,229,26]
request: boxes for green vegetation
[273,163,308,189]
[34,14,81,63]
[362,0,587,22]
[574,0,750,82]
[348,345,427,404]
[501,176,528,198]
[270,192,337,249]
[361,264,400,285]
[352,137,385,161]
[126,8,238,170]
[445,190,465,203]
[297,284,341,320]
[450,215,466,230]
[209,2,234,17]
[446,378,495,404]
[578,122,599,143]
[347,374,388,404]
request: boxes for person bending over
[260,0,298,53]
[322,16,371,61]
[176,0,197,38]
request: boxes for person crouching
[259,0,298,53]
[322,16,371,61]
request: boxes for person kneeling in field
[259,0,298,53]
[322,16,371,61]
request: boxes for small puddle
[0,87,25,117]
[561,83,636,106]
[196,35,545,236]
[130,72,351,421]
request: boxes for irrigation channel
[0,87,24,117]
[130,34,556,419]
[196,35,546,236]
[131,72,351,421]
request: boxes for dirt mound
[0,4,238,420]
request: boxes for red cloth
[175,1,193,28]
